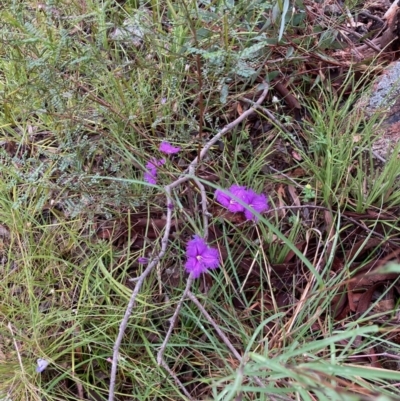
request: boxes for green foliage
[297,72,400,211]
[0,0,400,400]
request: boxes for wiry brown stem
[108,82,269,401]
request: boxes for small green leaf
[220,83,229,104]
[375,261,400,274]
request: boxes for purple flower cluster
[141,142,269,279]
[185,235,220,278]
[215,185,269,222]
[159,141,181,154]
[144,158,165,185]
[137,236,220,278]
[142,141,222,279]
[144,141,181,185]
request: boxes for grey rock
[356,61,400,158]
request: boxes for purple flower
[144,158,165,184]
[159,141,181,155]
[36,358,49,373]
[185,235,220,278]
[243,189,269,222]
[144,171,156,184]
[215,185,269,222]
[138,257,148,264]
[214,189,232,208]
[215,185,248,213]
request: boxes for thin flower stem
[187,291,243,361]
[158,359,195,400]
[108,82,269,401]
[193,177,209,239]
[267,165,304,189]
[187,82,269,176]
[187,291,266,388]
[239,97,304,150]
[157,276,193,366]
[108,189,175,401]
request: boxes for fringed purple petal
[159,141,181,154]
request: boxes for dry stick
[239,97,304,150]
[108,187,178,401]
[338,25,382,53]
[187,291,266,388]
[358,10,384,25]
[156,277,195,401]
[108,82,269,401]
[156,277,195,400]
[186,82,269,177]
[187,291,243,361]
[155,182,229,393]
[157,276,193,364]
[158,359,194,400]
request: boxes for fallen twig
[108,185,176,401]
[239,97,304,150]
[157,277,193,364]
[187,291,266,388]
[187,291,243,361]
[158,358,195,400]
[358,10,384,25]
[155,276,194,398]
